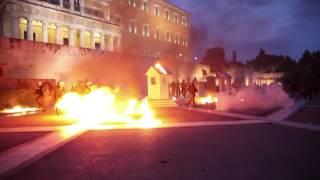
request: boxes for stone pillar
[70,0,74,11]
[27,18,33,41]
[68,27,75,46]
[90,31,95,49]
[12,17,20,39]
[56,24,62,45]
[80,0,85,15]
[60,0,63,7]
[42,21,48,43]
[80,29,85,48]
[100,32,105,50]
[106,34,113,51]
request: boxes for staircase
[148,99,178,108]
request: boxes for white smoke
[216,83,294,111]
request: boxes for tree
[247,49,296,73]
[201,47,228,73]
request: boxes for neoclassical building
[1,0,121,51]
[0,0,190,60]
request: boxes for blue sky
[169,0,320,61]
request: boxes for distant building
[0,0,190,60]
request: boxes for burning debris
[0,106,41,116]
[55,86,161,128]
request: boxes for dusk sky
[169,0,320,61]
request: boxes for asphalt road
[290,107,320,125]
[7,124,320,180]
[0,132,48,152]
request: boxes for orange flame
[55,87,161,129]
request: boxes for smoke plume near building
[217,84,294,112]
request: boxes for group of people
[169,78,198,107]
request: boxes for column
[68,27,75,46]
[12,17,20,39]
[70,0,74,11]
[90,31,95,49]
[106,34,113,51]
[100,32,105,50]
[42,21,48,43]
[27,18,33,41]
[56,24,62,45]
[80,29,85,48]
[60,0,63,8]
[80,0,85,15]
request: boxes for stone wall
[0,37,207,97]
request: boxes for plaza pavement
[0,102,319,179]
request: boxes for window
[48,0,60,5]
[63,0,70,9]
[95,43,100,49]
[164,9,170,20]
[173,13,178,23]
[33,32,36,41]
[174,33,179,44]
[142,24,150,37]
[182,16,187,26]
[128,0,136,7]
[155,29,160,40]
[74,0,80,11]
[165,32,171,42]
[63,38,69,45]
[151,77,156,85]
[129,21,137,33]
[141,0,148,11]
[154,5,160,16]
[23,31,27,40]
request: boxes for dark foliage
[202,47,229,72]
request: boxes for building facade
[0,0,190,61]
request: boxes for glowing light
[0,106,41,116]
[56,87,162,130]
[197,96,218,105]
[155,63,167,74]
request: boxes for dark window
[23,31,27,40]
[74,0,80,11]
[151,77,156,85]
[95,43,100,49]
[63,0,70,9]
[47,0,60,5]
[63,38,69,45]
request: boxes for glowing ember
[155,63,167,74]
[197,96,218,105]
[0,106,41,116]
[56,87,161,129]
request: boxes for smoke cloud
[216,84,294,111]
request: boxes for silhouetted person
[169,81,176,98]
[186,82,197,107]
[176,80,181,98]
[181,80,187,98]
[37,82,54,112]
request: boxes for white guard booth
[146,63,171,100]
